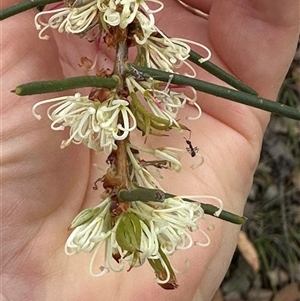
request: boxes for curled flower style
[128,197,206,255]
[127,143,183,174]
[127,76,180,128]
[127,142,204,176]
[127,80,177,137]
[98,0,163,30]
[65,196,112,254]
[34,2,99,40]
[133,10,156,44]
[126,143,165,189]
[137,31,211,76]
[97,98,137,141]
[148,147,183,172]
[145,79,202,122]
[32,92,136,153]
[142,34,190,73]
[126,75,202,130]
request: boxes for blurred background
[216,42,300,301]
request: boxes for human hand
[1,1,299,301]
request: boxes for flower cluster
[139,31,211,74]
[34,0,210,67]
[35,0,164,41]
[33,92,136,153]
[65,193,210,286]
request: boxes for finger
[1,1,66,167]
[1,4,88,227]
[208,0,300,98]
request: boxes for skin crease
[1,0,299,300]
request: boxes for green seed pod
[115,212,142,254]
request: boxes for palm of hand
[1,0,298,300]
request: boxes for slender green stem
[128,64,300,121]
[0,0,61,20]
[12,76,119,95]
[199,203,246,224]
[188,50,258,95]
[117,185,246,224]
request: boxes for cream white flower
[97,98,137,140]
[126,74,202,130]
[127,142,205,179]
[34,0,164,40]
[128,197,206,256]
[35,2,99,39]
[65,197,160,275]
[65,196,112,254]
[133,10,156,44]
[126,143,165,189]
[100,0,139,29]
[65,190,213,283]
[138,30,211,76]
[126,76,182,131]
[32,93,136,153]
[127,143,183,175]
